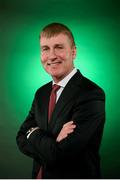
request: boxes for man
[16,23,105,178]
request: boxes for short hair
[40,22,76,47]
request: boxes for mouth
[47,61,62,66]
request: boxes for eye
[41,47,49,52]
[56,45,64,49]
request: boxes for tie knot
[52,84,60,93]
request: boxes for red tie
[36,167,43,179]
[36,84,60,179]
[48,84,60,121]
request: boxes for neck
[52,67,75,83]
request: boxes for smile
[47,61,62,66]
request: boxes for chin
[46,68,65,80]
[49,69,62,76]
[51,72,60,77]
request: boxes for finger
[63,121,74,127]
[62,126,76,136]
[66,129,74,134]
[69,124,76,128]
[64,124,76,130]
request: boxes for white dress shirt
[53,68,77,102]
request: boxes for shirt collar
[53,68,77,88]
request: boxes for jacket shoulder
[35,81,52,96]
[80,76,105,100]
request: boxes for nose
[49,48,57,60]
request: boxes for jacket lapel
[48,70,83,129]
[37,82,52,129]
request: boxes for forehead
[40,33,71,46]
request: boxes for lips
[47,61,62,65]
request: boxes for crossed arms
[16,91,105,166]
[26,121,76,142]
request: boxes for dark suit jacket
[16,70,105,178]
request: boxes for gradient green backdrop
[0,0,120,178]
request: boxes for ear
[72,46,76,59]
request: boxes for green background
[0,0,120,178]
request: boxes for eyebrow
[41,43,64,48]
[41,45,49,48]
[55,43,64,46]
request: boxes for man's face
[40,33,76,83]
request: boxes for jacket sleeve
[27,89,105,165]
[16,99,43,161]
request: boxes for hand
[56,121,76,142]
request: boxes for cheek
[59,51,68,60]
[64,51,72,61]
[41,53,47,63]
